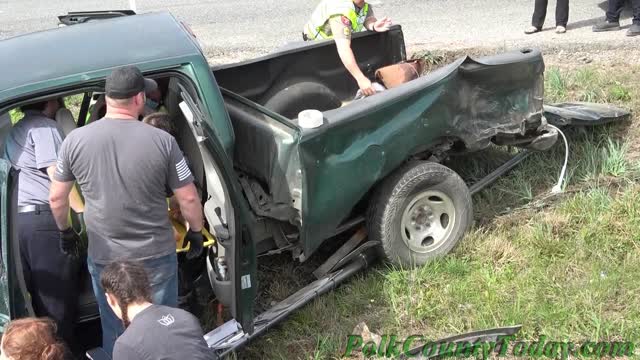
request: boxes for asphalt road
[0,0,636,62]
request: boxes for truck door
[0,159,15,331]
[176,80,257,334]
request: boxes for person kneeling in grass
[102,260,210,360]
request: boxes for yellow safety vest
[304,0,370,40]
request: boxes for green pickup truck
[0,10,628,357]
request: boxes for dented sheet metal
[297,50,546,255]
[544,102,631,127]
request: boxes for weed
[546,67,567,101]
[572,68,597,87]
[608,83,632,102]
[601,138,628,177]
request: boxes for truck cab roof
[0,12,202,105]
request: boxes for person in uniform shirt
[3,99,84,346]
[303,0,393,97]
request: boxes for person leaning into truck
[2,99,85,347]
[303,0,393,96]
[49,66,205,356]
[101,260,210,360]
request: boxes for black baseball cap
[105,66,157,99]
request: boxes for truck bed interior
[212,26,407,117]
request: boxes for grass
[242,65,640,359]
[544,66,634,104]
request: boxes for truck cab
[0,12,258,354]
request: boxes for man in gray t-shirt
[49,66,206,356]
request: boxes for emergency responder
[49,66,205,356]
[3,99,85,346]
[303,0,393,96]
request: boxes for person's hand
[185,229,204,260]
[59,227,80,257]
[357,77,376,97]
[373,17,393,32]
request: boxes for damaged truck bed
[214,27,563,264]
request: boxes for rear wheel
[368,161,472,267]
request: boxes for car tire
[368,161,473,267]
[263,82,341,119]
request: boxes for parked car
[0,11,628,357]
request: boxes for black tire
[263,82,341,119]
[368,161,473,267]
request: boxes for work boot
[592,19,621,32]
[627,23,640,36]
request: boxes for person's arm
[49,179,74,230]
[334,38,375,96]
[173,183,203,232]
[46,166,84,213]
[49,137,77,230]
[32,125,84,213]
[328,17,375,96]
[166,138,203,232]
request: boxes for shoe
[627,23,640,36]
[524,26,541,34]
[555,25,566,33]
[592,19,621,32]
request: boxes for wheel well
[408,137,467,161]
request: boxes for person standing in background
[525,0,570,34]
[592,0,640,36]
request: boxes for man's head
[20,99,60,119]
[104,66,156,118]
[352,0,366,7]
[100,260,152,328]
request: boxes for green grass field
[242,63,640,359]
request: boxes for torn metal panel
[544,102,631,127]
[297,50,545,256]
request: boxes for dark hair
[100,260,152,328]
[20,101,49,113]
[2,318,67,360]
[143,112,175,136]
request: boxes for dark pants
[88,253,178,356]
[607,0,640,24]
[18,210,79,344]
[532,0,570,28]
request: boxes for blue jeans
[87,253,178,356]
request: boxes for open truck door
[170,78,256,354]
